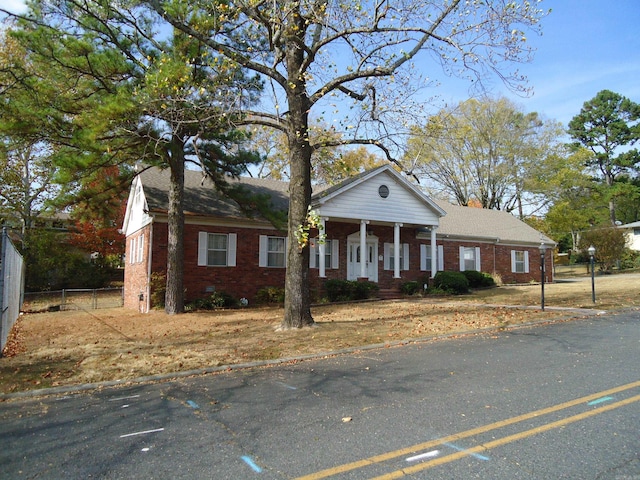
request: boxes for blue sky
[440,0,640,127]
[2,0,639,127]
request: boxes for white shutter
[227,233,237,267]
[259,235,268,267]
[438,245,444,271]
[420,244,427,271]
[384,243,391,270]
[129,238,135,264]
[331,239,339,269]
[198,232,208,266]
[524,251,530,273]
[459,246,465,271]
[284,237,288,267]
[138,234,145,263]
[402,244,409,270]
[511,250,517,273]
[475,247,481,271]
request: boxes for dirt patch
[2,273,638,395]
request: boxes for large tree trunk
[165,138,185,314]
[280,9,314,330]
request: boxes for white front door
[347,240,378,282]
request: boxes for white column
[430,226,437,278]
[318,217,327,278]
[360,220,368,278]
[394,222,402,278]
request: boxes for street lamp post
[588,245,596,303]
[539,243,547,311]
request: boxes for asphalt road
[1,310,638,479]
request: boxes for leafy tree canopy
[405,97,564,218]
[568,89,640,224]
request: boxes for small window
[384,243,409,271]
[511,250,529,273]
[463,247,476,271]
[378,184,390,198]
[459,246,480,272]
[137,234,145,263]
[267,236,286,267]
[207,233,228,266]
[314,240,332,269]
[198,232,237,267]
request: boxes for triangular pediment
[311,165,444,226]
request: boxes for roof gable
[311,165,445,226]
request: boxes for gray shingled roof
[139,166,554,246]
[434,199,555,245]
[140,167,289,220]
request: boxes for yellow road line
[372,393,640,479]
[294,380,640,480]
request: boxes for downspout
[146,216,154,313]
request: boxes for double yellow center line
[295,380,640,480]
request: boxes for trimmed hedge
[400,281,421,295]
[462,270,496,288]
[432,271,469,294]
[325,279,379,302]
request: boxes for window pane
[207,233,228,266]
[209,234,227,250]
[464,248,475,271]
[514,251,525,273]
[267,237,285,267]
[314,240,332,269]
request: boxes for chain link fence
[1,228,25,354]
[22,287,124,313]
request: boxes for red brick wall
[123,225,152,311]
[124,219,553,309]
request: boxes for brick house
[122,165,555,311]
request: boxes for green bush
[432,271,469,294]
[400,281,420,295]
[462,270,496,288]
[325,279,378,302]
[352,281,378,300]
[256,286,285,304]
[325,279,352,302]
[187,291,237,310]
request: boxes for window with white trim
[420,244,444,272]
[197,232,237,267]
[129,237,136,264]
[259,235,287,268]
[511,250,529,273]
[384,243,409,270]
[459,246,481,271]
[137,234,145,263]
[310,239,339,269]
[129,235,144,264]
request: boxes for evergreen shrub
[432,271,469,294]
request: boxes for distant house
[619,221,640,251]
[122,165,555,311]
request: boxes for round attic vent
[378,184,390,198]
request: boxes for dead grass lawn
[2,273,638,395]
